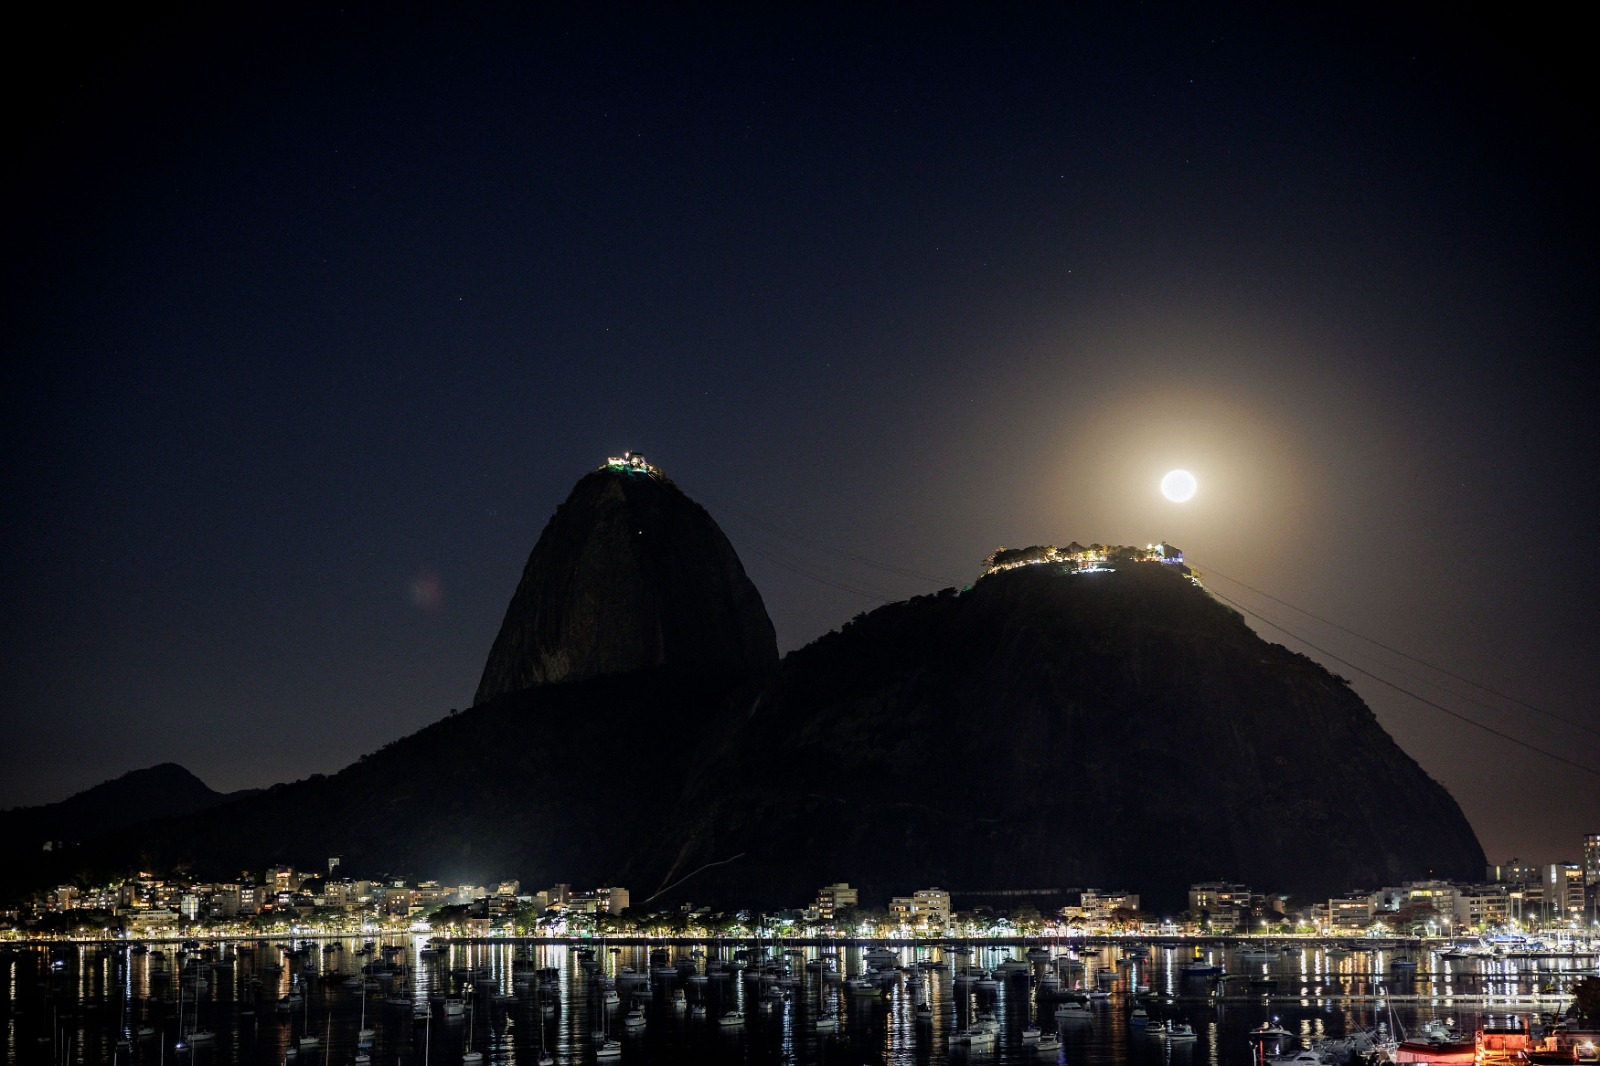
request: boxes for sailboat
[812,947,838,1032]
[462,994,484,1065]
[357,982,375,1048]
[1373,986,1401,1061]
[297,991,320,1051]
[175,969,214,1049]
[595,989,623,1059]
[533,995,554,1066]
[1020,965,1041,1043]
[353,996,374,1066]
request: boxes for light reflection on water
[1,938,1593,1066]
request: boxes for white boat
[357,983,375,1047]
[461,997,486,1063]
[1036,1032,1062,1052]
[813,1011,838,1031]
[623,1006,646,1028]
[595,1038,623,1059]
[718,1010,745,1027]
[1168,1022,1198,1041]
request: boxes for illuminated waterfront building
[1081,889,1140,922]
[1452,885,1511,930]
[565,886,630,915]
[814,883,858,920]
[1188,882,1251,929]
[888,887,951,933]
[1326,895,1374,930]
[1543,863,1585,925]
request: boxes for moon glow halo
[1161,469,1197,502]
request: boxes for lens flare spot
[409,572,443,610]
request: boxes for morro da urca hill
[648,557,1486,910]
[475,454,778,702]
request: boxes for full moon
[1161,469,1197,502]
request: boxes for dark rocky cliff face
[645,562,1486,911]
[475,467,778,703]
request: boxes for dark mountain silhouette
[0,763,255,892]
[10,465,1485,913]
[69,668,749,894]
[642,561,1486,911]
[0,763,240,845]
[475,459,777,703]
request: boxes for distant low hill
[0,764,254,892]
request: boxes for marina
[3,936,1595,1065]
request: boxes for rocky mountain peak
[474,456,777,703]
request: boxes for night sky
[5,5,1597,869]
